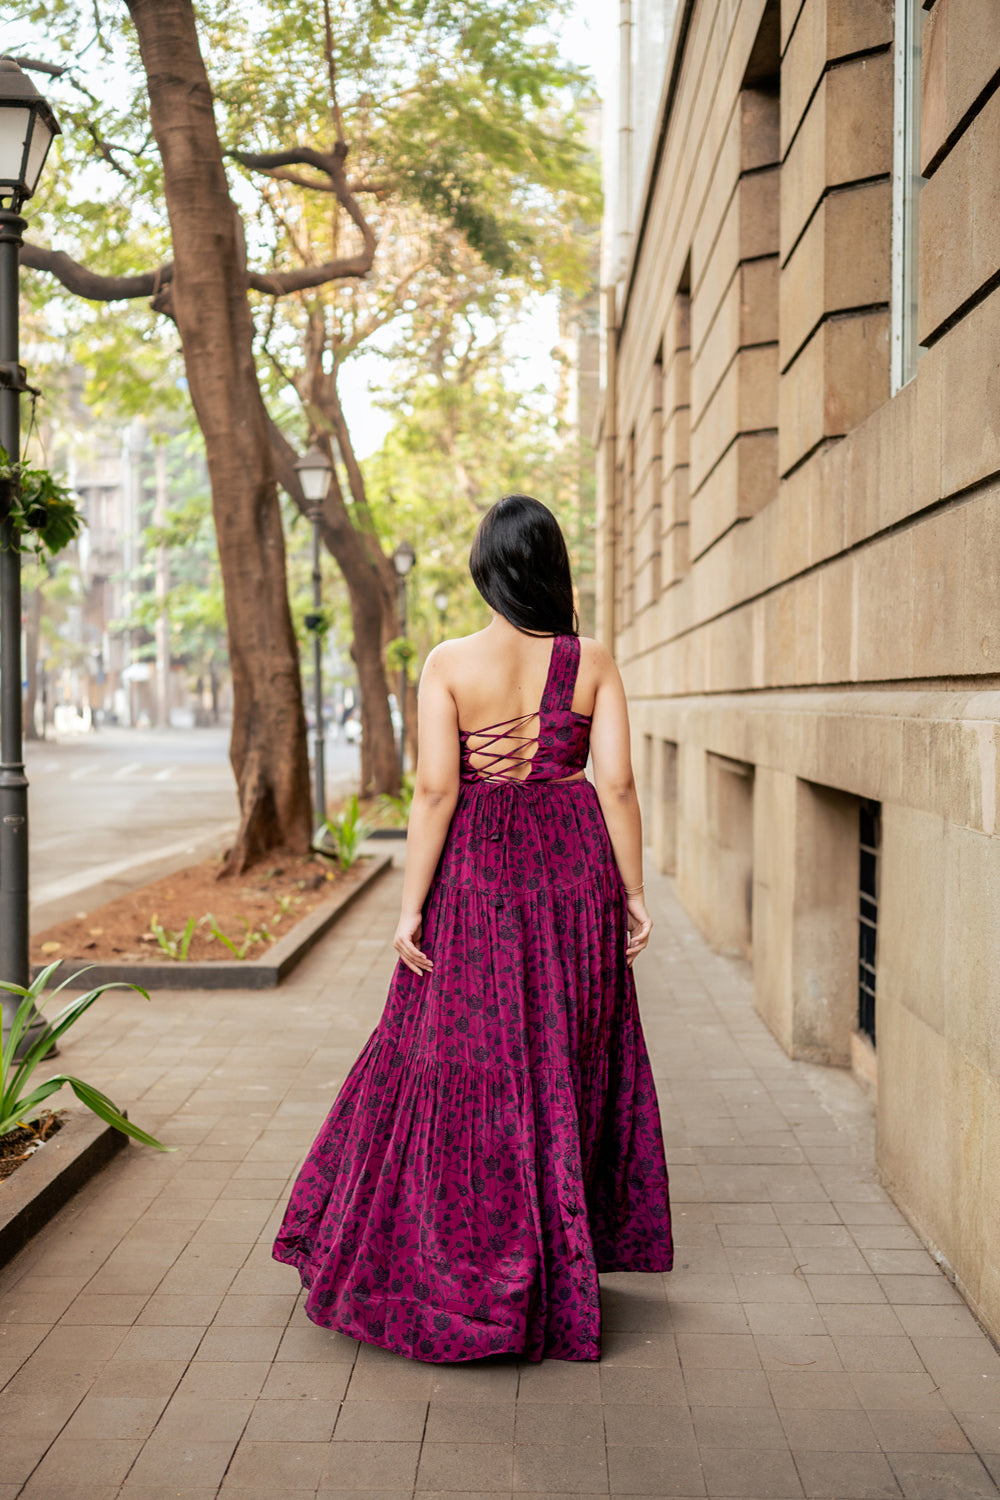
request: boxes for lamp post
[433,588,449,640]
[391,541,416,774]
[0,56,60,1048]
[294,444,332,831]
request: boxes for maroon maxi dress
[273,634,672,1361]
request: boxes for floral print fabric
[273,634,673,1362]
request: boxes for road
[24,727,361,926]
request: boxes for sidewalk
[1,859,999,1499]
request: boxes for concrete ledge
[33,853,392,991]
[0,1111,128,1268]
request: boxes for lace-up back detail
[458,634,590,784]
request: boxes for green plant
[0,446,86,559]
[376,774,415,829]
[205,914,264,960]
[315,794,371,871]
[0,964,170,1149]
[385,636,417,677]
[149,914,200,961]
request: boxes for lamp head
[294,443,332,507]
[0,56,61,211]
[392,540,416,578]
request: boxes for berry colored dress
[272,634,673,1362]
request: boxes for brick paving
[1,858,999,1498]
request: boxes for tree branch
[19,242,172,301]
[230,139,376,286]
[231,144,345,176]
[20,239,372,302]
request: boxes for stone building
[597,0,1000,1343]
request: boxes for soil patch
[0,1112,64,1183]
[31,854,351,967]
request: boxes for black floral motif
[273,635,673,1363]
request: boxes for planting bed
[31,852,349,967]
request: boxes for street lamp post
[392,541,416,775]
[433,588,449,640]
[0,56,60,1045]
[294,444,332,832]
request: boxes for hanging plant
[0,446,86,559]
[386,636,417,677]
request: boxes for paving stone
[512,1440,609,1493]
[5,863,1000,1500]
[517,1360,601,1402]
[323,1437,423,1490]
[698,1444,803,1496]
[602,1404,697,1446]
[223,1437,330,1491]
[668,1301,749,1334]
[425,1400,517,1444]
[155,1393,255,1442]
[59,1393,169,1441]
[884,1451,1000,1498]
[605,1441,704,1495]
[21,1436,143,1492]
[793,1449,902,1498]
[675,1333,761,1369]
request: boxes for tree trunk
[126,0,311,872]
[323,378,415,787]
[266,419,400,799]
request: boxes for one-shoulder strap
[540,634,581,715]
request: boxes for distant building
[598,0,1000,1344]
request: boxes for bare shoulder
[577,636,619,680]
[421,631,489,685]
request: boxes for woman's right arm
[393,647,461,976]
[588,645,653,965]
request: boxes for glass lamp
[0,56,61,210]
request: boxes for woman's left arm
[393,647,460,976]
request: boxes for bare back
[437,624,600,781]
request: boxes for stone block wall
[600,0,1000,1344]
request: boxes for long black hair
[469,494,578,636]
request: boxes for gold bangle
[623,882,644,896]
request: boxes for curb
[32,852,393,991]
[0,1111,128,1268]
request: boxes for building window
[858,799,881,1045]
[891,0,925,392]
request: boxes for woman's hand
[625,895,652,967]
[394,911,433,976]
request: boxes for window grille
[858,799,881,1045]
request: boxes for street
[24,727,361,927]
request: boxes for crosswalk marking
[68,764,99,781]
[111,761,142,781]
[153,766,176,782]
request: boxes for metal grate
[858,799,881,1045]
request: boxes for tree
[14,0,598,806]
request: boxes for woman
[273,494,673,1363]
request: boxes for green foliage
[377,773,415,828]
[0,447,86,559]
[0,964,170,1149]
[315,794,371,871]
[149,914,200,962]
[9,0,601,741]
[385,636,417,675]
[204,915,266,961]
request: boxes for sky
[341,0,616,458]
